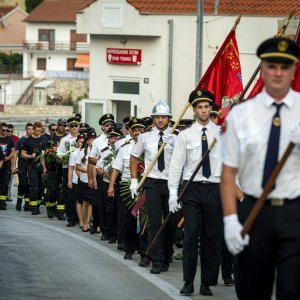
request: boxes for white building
[22,0,92,78]
[76,0,299,127]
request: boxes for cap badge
[107,113,110,117]
[133,119,137,123]
[197,91,202,96]
[278,40,288,52]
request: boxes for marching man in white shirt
[221,37,300,300]
[168,90,223,296]
[130,100,178,274]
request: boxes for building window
[113,81,139,94]
[37,58,46,70]
[102,4,123,28]
[67,58,83,71]
[38,29,49,41]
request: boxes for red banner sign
[106,48,142,65]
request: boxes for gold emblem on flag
[197,91,202,96]
[202,136,207,141]
[273,117,281,127]
[278,40,288,52]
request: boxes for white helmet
[151,100,172,117]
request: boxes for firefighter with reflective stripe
[0,122,15,210]
[21,122,47,215]
[14,123,34,211]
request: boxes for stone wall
[53,79,89,104]
[4,105,73,116]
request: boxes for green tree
[25,0,43,13]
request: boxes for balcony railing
[23,41,89,52]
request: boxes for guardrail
[23,41,90,52]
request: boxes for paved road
[0,198,237,300]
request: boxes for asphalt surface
[0,188,237,300]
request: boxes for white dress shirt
[76,147,90,183]
[57,133,77,168]
[69,148,80,184]
[89,134,108,159]
[112,140,135,182]
[95,147,113,183]
[222,88,300,199]
[168,120,221,195]
[131,126,176,180]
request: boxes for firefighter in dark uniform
[44,118,67,218]
[21,122,47,215]
[168,90,223,296]
[221,37,300,300]
[0,122,15,210]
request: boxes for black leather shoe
[124,252,133,260]
[108,239,116,244]
[180,282,194,296]
[139,256,150,267]
[57,216,66,221]
[117,243,124,251]
[47,210,54,219]
[89,226,96,234]
[200,285,213,296]
[16,203,22,211]
[100,235,108,241]
[223,277,234,286]
[150,265,161,274]
[31,207,38,215]
[66,222,76,227]
[160,263,169,272]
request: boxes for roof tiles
[0,6,16,17]
[126,0,299,16]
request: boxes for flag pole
[237,9,296,102]
[136,15,242,190]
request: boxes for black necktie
[262,103,283,189]
[158,132,165,172]
[202,128,211,178]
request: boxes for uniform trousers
[63,168,76,222]
[121,193,138,254]
[91,185,99,229]
[46,166,62,206]
[96,175,105,231]
[17,159,29,200]
[236,196,300,300]
[182,181,222,285]
[221,235,233,280]
[27,166,44,206]
[101,181,117,240]
[144,177,177,265]
[0,162,11,206]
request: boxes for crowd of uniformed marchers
[1,36,300,299]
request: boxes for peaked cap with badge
[257,36,300,64]
[108,127,123,138]
[98,113,115,125]
[188,89,214,107]
[128,118,146,130]
[210,103,220,117]
[67,117,80,125]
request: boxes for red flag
[248,28,300,98]
[196,29,243,121]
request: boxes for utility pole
[195,0,203,85]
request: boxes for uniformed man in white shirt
[96,127,123,243]
[108,118,146,260]
[221,37,300,300]
[57,117,80,222]
[130,100,178,274]
[168,90,222,296]
[87,113,115,239]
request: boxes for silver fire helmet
[151,100,172,117]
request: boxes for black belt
[146,178,168,184]
[245,195,300,206]
[196,181,218,185]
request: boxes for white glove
[224,214,250,255]
[162,134,175,146]
[289,123,300,144]
[130,179,139,199]
[168,193,180,213]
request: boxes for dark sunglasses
[65,130,70,133]
[51,129,57,132]
[1,129,10,133]
[58,124,67,127]
[104,123,113,127]
[70,124,79,128]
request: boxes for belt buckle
[201,181,210,185]
[270,198,284,206]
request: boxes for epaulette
[101,146,110,153]
[173,129,179,135]
[120,138,133,148]
[141,127,153,134]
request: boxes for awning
[75,53,89,68]
[34,80,54,89]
